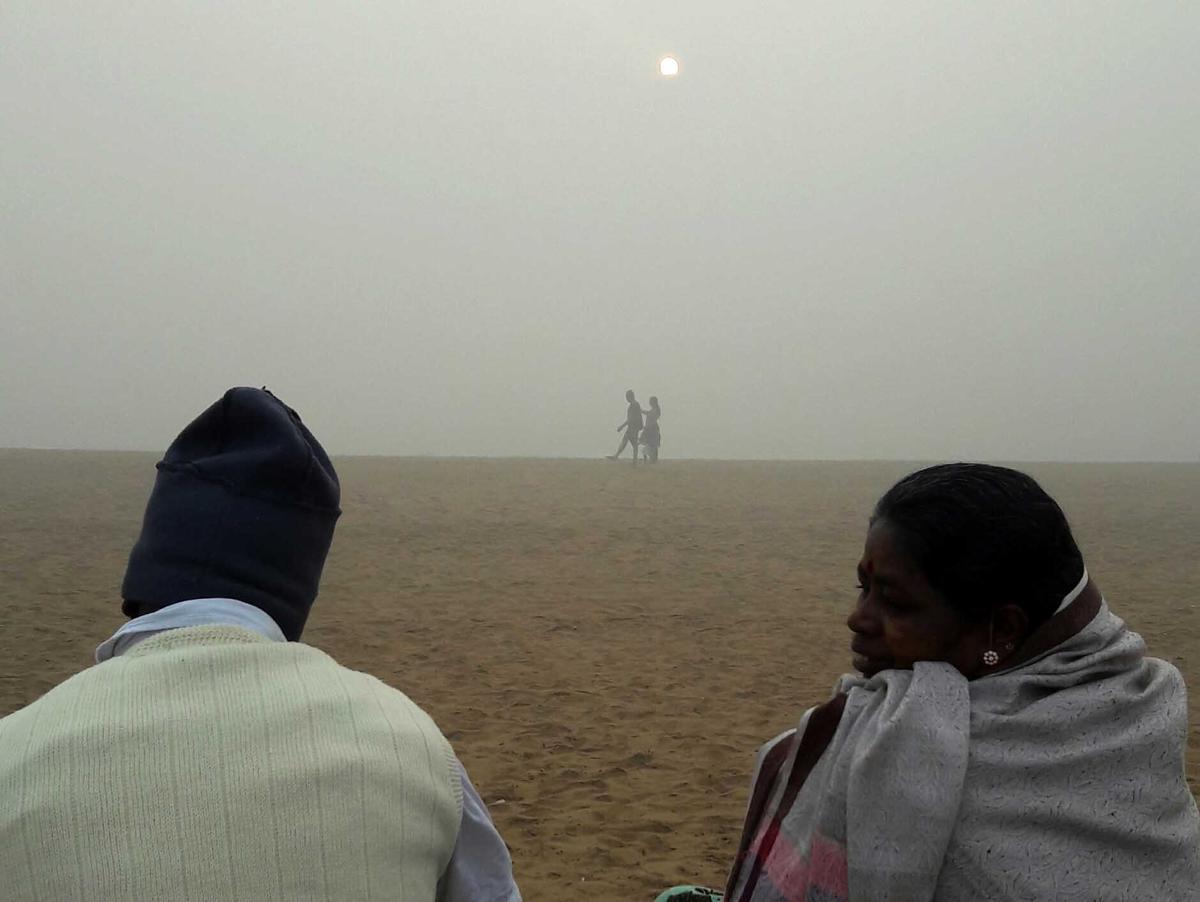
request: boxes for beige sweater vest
[0,626,462,902]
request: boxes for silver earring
[983,616,1000,666]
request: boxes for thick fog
[3,3,1197,461]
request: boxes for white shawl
[729,592,1200,901]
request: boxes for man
[607,389,643,461]
[0,387,520,902]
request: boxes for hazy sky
[3,3,1198,461]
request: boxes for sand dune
[2,451,1197,900]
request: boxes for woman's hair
[649,396,659,408]
[872,463,1085,627]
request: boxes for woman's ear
[993,603,1030,662]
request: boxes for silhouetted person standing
[608,389,643,461]
[640,396,662,463]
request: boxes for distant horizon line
[2,446,1197,466]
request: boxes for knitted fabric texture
[728,601,1200,901]
[0,627,462,902]
[121,387,341,640]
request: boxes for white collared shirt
[97,598,521,902]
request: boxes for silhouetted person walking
[608,389,643,461]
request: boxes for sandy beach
[2,451,1197,900]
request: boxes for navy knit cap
[121,387,341,640]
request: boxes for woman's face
[847,519,989,678]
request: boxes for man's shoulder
[0,662,106,730]
[300,649,451,734]
[312,654,460,802]
[303,649,403,698]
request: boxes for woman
[723,463,1199,901]
[641,396,662,463]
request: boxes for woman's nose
[847,595,877,634]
